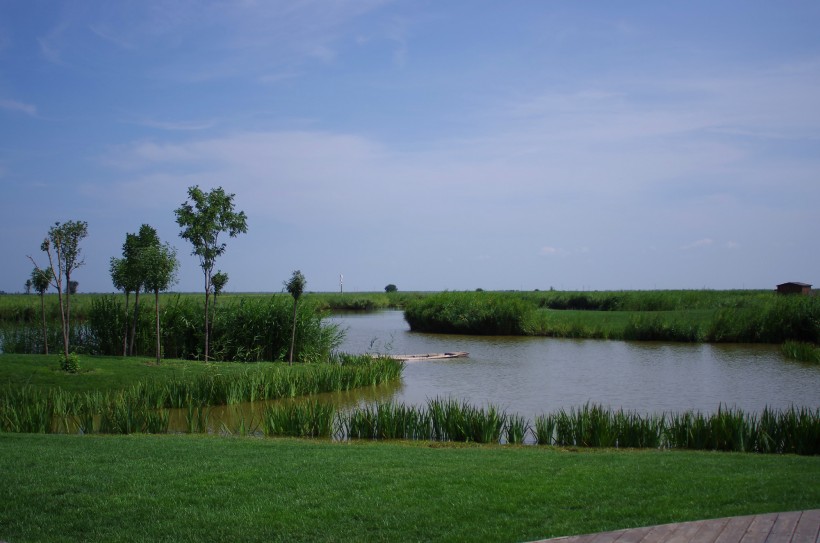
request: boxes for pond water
[323,310,820,418]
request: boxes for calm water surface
[326,310,820,418]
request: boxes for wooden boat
[386,351,469,362]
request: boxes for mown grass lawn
[1,433,818,543]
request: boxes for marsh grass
[404,292,532,335]
[262,400,334,438]
[0,355,404,435]
[3,294,344,362]
[403,290,820,344]
[781,341,820,363]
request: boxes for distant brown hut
[776,282,812,295]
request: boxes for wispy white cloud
[540,246,561,256]
[681,239,714,250]
[0,98,37,116]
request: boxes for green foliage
[285,270,306,302]
[261,400,335,438]
[59,352,80,373]
[175,185,248,361]
[781,341,820,363]
[212,271,228,295]
[404,292,533,335]
[30,267,51,295]
[384,284,397,293]
[175,186,248,276]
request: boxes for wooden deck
[534,510,820,543]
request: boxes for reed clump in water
[0,355,403,435]
[781,340,820,364]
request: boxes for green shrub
[59,353,80,373]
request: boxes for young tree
[211,270,228,340]
[285,270,306,365]
[175,186,247,362]
[110,257,135,356]
[124,225,160,355]
[29,220,88,360]
[30,267,52,355]
[142,242,179,364]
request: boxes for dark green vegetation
[258,400,820,455]
[782,340,820,364]
[0,354,403,434]
[404,290,820,344]
[1,433,819,543]
[1,294,342,363]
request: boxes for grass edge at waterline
[0,354,405,434]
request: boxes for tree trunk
[130,290,140,356]
[60,270,70,359]
[122,291,130,357]
[39,291,48,355]
[155,289,161,365]
[289,299,298,365]
[203,274,211,362]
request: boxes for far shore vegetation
[2,290,819,362]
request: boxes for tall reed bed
[0,356,403,435]
[404,292,533,335]
[336,398,507,443]
[2,293,344,362]
[334,401,819,455]
[403,290,820,345]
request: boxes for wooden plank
[792,510,820,543]
[611,526,653,543]
[716,515,757,543]
[740,513,776,543]
[691,517,731,542]
[639,522,679,543]
[664,520,708,543]
[532,510,820,543]
[766,511,800,542]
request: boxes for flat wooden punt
[384,351,469,362]
[532,509,820,543]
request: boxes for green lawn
[1,433,818,543]
[0,353,303,393]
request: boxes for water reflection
[161,309,820,433]
[328,310,820,418]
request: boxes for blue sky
[1,1,819,294]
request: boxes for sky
[1,1,819,294]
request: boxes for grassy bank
[404,290,820,344]
[1,433,818,543]
[0,353,404,434]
